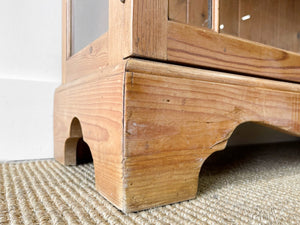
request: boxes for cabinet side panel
[54,66,125,208]
[66,33,108,83]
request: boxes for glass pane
[71,0,108,55]
[219,0,300,53]
[168,0,212,29]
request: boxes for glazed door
[71,0,108,55]
[167,0,300,82]
[61,0,300,83]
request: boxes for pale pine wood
[132,0,168,59]
[108,0,132,65]
[65,33,108,82]
[122,59,300,211]
[167,21,300,83]
[55,58,300,212]
[56,0,300,213]
[167,0,300,82]
[212,0,219,32]
[169,0,300,53]
[63,0,300,83]
[54,63,126,208]
[109,0,169,62]
[63,0,131,82]
[126,59,300,93]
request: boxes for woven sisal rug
[1,142,300,224]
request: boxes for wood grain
[54,63,125,209]
[55,58,300,212]
[108,0,132,65]
[66,33,108,83]
[123,59,300,211]
[64,0,131,82]
[132,0,168,59]
[57,0,300,213]
[167,21,300,83]
[63,0,300,83]
[126,59,300,93]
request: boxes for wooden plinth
[54,59,300,213]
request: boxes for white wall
[0,0,61,161]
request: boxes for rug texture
[1,142,300,225]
